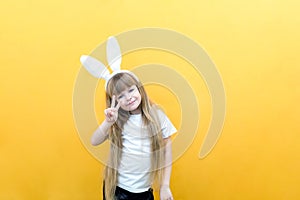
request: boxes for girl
[91,72,176,200]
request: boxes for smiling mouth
[127,99,135,106]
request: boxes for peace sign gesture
[104,95,121,124]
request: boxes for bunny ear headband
[80,36,139,90]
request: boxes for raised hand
[104,95,121,124]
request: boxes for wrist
[160,184,170,189]
[104,119,114,126]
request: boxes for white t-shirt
[117,110,177,193]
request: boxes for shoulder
[150,105,177,138]
[150,104,176,124]
[150,104,167,121]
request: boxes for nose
[125,93,132,101]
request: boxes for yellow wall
[1,0,300,199]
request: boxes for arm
[91,120,113,146]
[91,95,120,146]
[160,137,174,200]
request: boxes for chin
[129,105,141,113]
[129,107,138,112]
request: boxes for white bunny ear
[80,55,110,80]
[106,36,122,72]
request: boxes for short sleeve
[157,109,177,138]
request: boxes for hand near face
[104,95,121,124]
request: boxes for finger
[104,109,110,117]
[104,109,111,117]
[109,110,115,117]
[115,100,121,111]
[111,95,115,108]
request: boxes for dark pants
[103,184,154,200]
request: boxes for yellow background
[1,0,300,199]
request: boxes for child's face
[116,85,141,114]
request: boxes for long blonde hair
[104,72,165,200]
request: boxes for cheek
[120,101,130,110]
[120,105,128,111]
[134,91,141,99]
[136,94,142,105]
[120,101,127,108]
[116,99,125,107]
